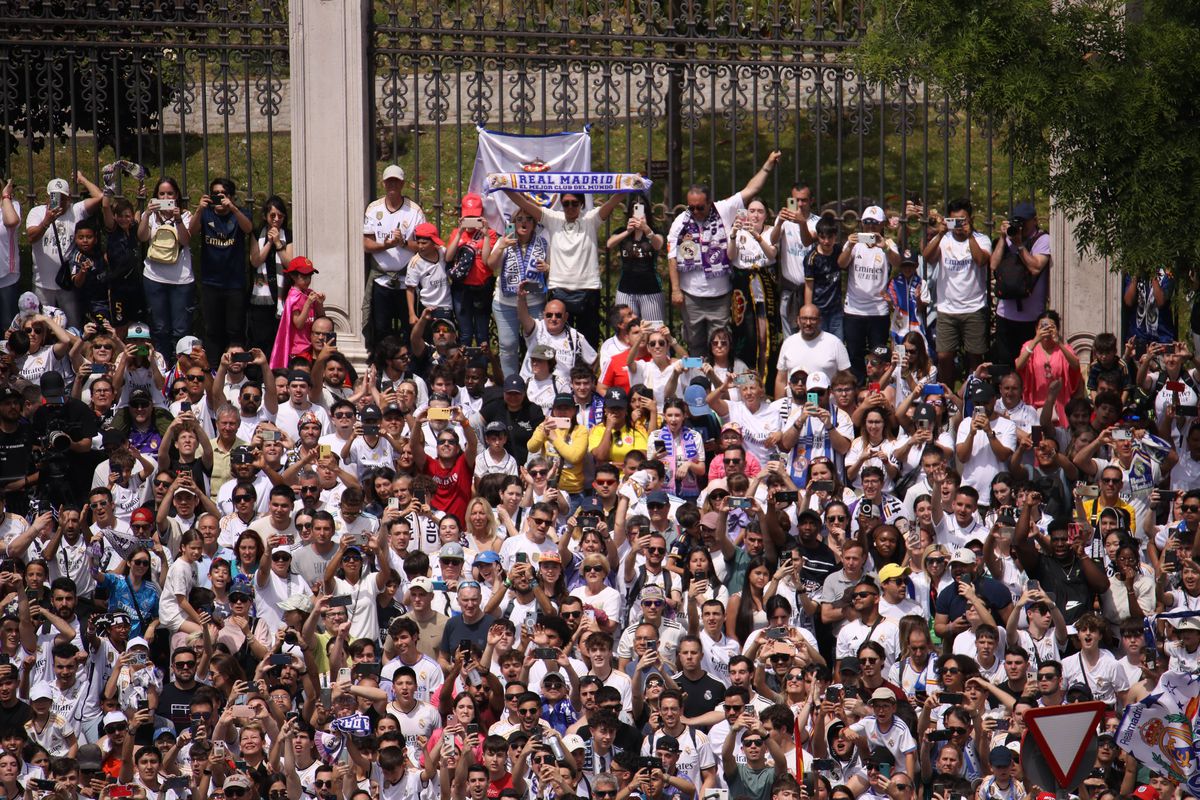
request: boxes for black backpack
[994,231,1047,305]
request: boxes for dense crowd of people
[0,154,1190,800]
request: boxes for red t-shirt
[448,227,499,287]
[425,455,472,520]
[600,348,652,394]
[488,773,514,799]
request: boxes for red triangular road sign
[1023,701,1107,786]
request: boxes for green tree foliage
[853,0,1200,280]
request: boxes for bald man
[774,304,851,398]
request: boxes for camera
[1007,217,1025,238]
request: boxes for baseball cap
[862,205,885,223]
[700,511,721,529]
[271,545,293,559]
[278,593,314,613]
[127,636,151,650]
[484,421,509,435]
[797,509,822,526]
[382,165,406,182]
[0,385,20,403]
[474,551,501,566]
[1173,617,1200,632]
[645,490,669,506]
[529,344,556,362]
[869,687,897,703]
[77,744,103,771]
[806,372,831,390]
[578,497,603,514]
[989,745,1014,767]
[878,563,910,583]
[655,734,681,753]
[641,586,666,602]
[900,247,919,265]
[284,256,318,275]
[838,656,861,674]
[126,322,152,340]
[867,746,896,766]
[538,550,562,564]
[360,404,383,421]
[231,446,255,465]
[408,576,434,593]
[684,384,710,416]
[47,178,70,196]
[131,507,154,525]
[503,375,526,393]
[175,335,202,356]
[413,222,445,247]
[604,386,629,409]
[542,671,566,685]
[461,193,484,215]
[288,369,312,385]
[40,371,66,401]
[1012,202,1036,220]
[429,309,458,332]
[154,726,177,741]
[29,682,53,702]
[552,392,576,408]
[969,382,996,405]
[1132,788,1159,800]
[224,775,254,791]
[720,421,743,436]
[103,711,129,730]
[438,543,465,562]
[950,547,977,565]
[562,734,586,752]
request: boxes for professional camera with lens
[1007,217,1025,239]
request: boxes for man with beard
[234,382,274,442]
[1014,506,1109,625]
[482,376,544,464]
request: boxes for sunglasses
[941,667,961,675]
[583,565,605,574]
[1184,505,1200,513]
[174,660,196,668]
[544,312,564,319]
[530,517,552,527]
[517,707,540,716]
[642,599,664,607]
[852,591,878,599]
[561,200,581,207]
[130,560,150,567]
[233,495,254,502]
[185,375,206,382]
[946,727,968,736]
[742,738,764,747]
[271,553,292,562]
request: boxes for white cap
[1173,617,1200,632]
[17,292,40,317]
[562,734,586,751]
[30,682,54,702]
[103,710,129,729]
[46,178,70,196]
[862,205,885,222]
[278,593,313,613]
[950,547,977,565]
[409,576,434,593]
[175,335,203,356]
[806,372,831,390]
[127,637,150,650]
[382,165,406,182]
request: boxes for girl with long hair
[606,192,666,322]
[247,195,293,354]
[727,196,779,377]
[728,555,771,642]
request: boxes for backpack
[447,240,476,282]
[147,224,181,264]
[993,231,1047,305]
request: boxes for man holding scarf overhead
[667,151,782,359]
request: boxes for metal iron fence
[0,0,291,213]
[369,0,1036,237]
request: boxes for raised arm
[738,151,782,204]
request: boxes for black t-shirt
[674,671,725,721]
[198,206,250,289]
[797,539,840,594]
[617,235,660,295]
[0,698,32,731]
[804,243,844,314]
[157,681,199,732]
[481,394,544,464]
[1029,554,1095,625]
[0,422,34,509]
[439,613,497,655]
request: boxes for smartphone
[33,780,60,791]
[743,704,757,718]
[327,595,353,608]
[1030,425,1043,444]
[432,579,448,591]
[261,429,282,442]
[734,373,756,387]
[868,382,881,393]
[774,490,798,503]
[922,384,944,396]
[1067,522,1082,545]
[765,626,789,640]
[338,667,352,683]
[504,222,516,237]
[879,763,893,778]
[810,479,834,493]
[633,202,645,219]
[320,686,332,706]
[1076,484,1100,498]
[728,497,752,509]
[1027,579,1040,591]
[1112,428,1133,441]
[319,444,332,458]
[269,654,292,666]
[843,686,859,699]
[159,198,176,211]
[812,759,837,771]
[939,692,964,705]
[533,647,558,660]
[806,392,819,405]
[681,356,703,369]
[787,197,799,213]
[428,406,451,421]
[48,193,62,212]
[180,401,191,412]
[230,706,255,720]
[516,552,529,564]
[163,777,190,792]
[824,686,842,702]
[996,526,1015,540]
[995,718,1010,732]
[388,497,400,511]
[91,363,109,375]
[466,722,480,736]
[363,424,380,436]
[232,352,255,364]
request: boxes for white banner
[1115,669,1200,786]
[468,126,592,231]
[484,171,650,196]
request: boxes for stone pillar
[289,0,371,363]
[1048,207,1122,366]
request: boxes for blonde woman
[464,496,505,553]
[568,553,620,634]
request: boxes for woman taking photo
[247,195,293,355]
[488,210,549,379]
[1017,310,1083,425]
[845,407,902,491]
[704,327,748,395]
[527,394,588,506]
[138,176,193,355]
[568,553,620,634]
[96,545,161,640]
[587,390,647,467]
[727,197,778,377]
[70,327,121,402]
[605,193,665,323]
[647,398,706,501]
[886,331,938,406]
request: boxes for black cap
[552,393,576,408]
[130,388,153,405]
[0,384,19,403]
[361,405,383,421]
[40,371,66,401]
[900,247,919,265]
[604,386,629,409]
[231,447,255,465]
[838,656,862,674]
[868,746,897,766]
[101,428,128,449]
[288,370,312,385]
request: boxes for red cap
[461,193,484,215]
[1132,787,1159,800]
[131,507,154,524]
[413,222,445,248]
[285,256,318,275]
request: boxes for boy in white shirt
[405,223,451,326]
[474,422,518,485]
